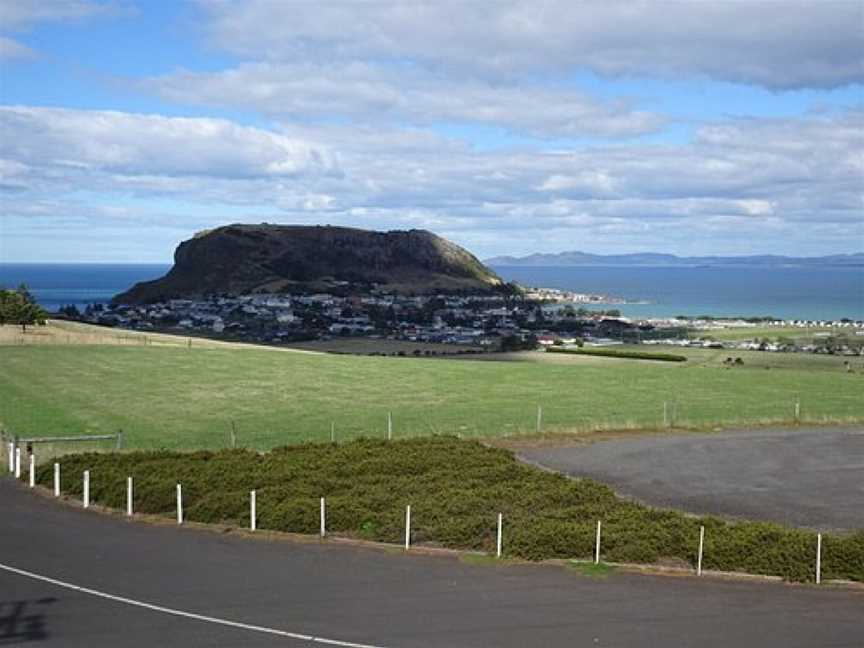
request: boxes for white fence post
[28,454,35,488]
[404,504,412,550]
[127,477,133,516]
[53,463,60,497]
[594,520,602,564]
[496,513,503,558]
[697,525,705,576]
[14,447,21,479]
[7,442,13,473]
[250,490,256,531]
[816,533,822,585]
[83,470,90,508]
[330,422,335,443]
[176,484,183,525]
[320,497,326,538]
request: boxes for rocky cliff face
[113,224,502,303]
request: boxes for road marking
[0,562,388,648]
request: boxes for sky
[0,0,862,263]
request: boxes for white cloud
[197,0,864,90]
[0,36,35,60]
[2,106,861,258]
[0,107,338,180]
[148,62,664,139]
[0,0,120,29]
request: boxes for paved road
[1,478,862,647]
[519,426,864,531]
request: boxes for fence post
[594,520,602,564]
[320,497,326,538]
[816,533,822,585]
[405,504,411,550]
[7,442,13,474]
[116,430,124,450]
[176,484,183,524]
[230,421,237,449]
[14,447,21,479]
[697,525,705,576]
[330,422,335,443]
[794,396,801,423]
[496,512,503,558]
[54,463,60,497]
[28,454,35,488]
[127,477,133,516]
[83,470,90,508]
[250,490,256,532]
[536,405,542,433]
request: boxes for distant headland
[485,251,864,268]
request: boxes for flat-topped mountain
[113,224,502,303]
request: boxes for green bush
[546,347,687,362]
[34,437,860,583]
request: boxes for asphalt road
[519,426,864,531]
[1,478,862,647]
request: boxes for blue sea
[0,264,170,312]
[0,263,862,321]
[492,266,864,321]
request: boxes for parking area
[519,426,864,531]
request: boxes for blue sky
[1,0,862,262]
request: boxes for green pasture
[1,343,862,450]
[610,344,863,371]
[691,326,837,341]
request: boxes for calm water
[0,264,170,312]
[0,263,861,320]
[492,265,864,321]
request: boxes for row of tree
[0,284,48,332]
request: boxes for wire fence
[6,443,858,586]
[2,393,862,454]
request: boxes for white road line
[0,562,388,648]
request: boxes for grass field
[692,325,839,341]
[2,324,862,450]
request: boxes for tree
[58,304,81,318]
[0,284,48,332]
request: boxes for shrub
[36,437,860,583]
[546,347,687,362]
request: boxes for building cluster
[76,292,864,356]
[79,290,640,350]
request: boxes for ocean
[0,263,861,321]
[0,264,170,312]
[492,265,864,321]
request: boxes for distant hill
[113,224,502,304]
[485,251,864,268]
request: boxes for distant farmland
[2,327,862,450]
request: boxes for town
[61,287,864,357]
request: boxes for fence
[10,445,850,586]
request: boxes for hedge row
[34,437,862,583]
[547,347,688,362]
